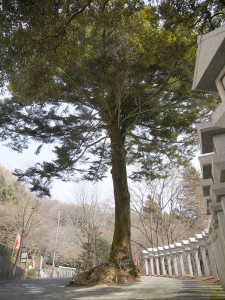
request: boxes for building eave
[192,25,225,92]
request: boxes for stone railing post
[195,233,210,276]
[218,196,225,248]
[218,210,225,247]
[170,244,178,276]
[181,240,193,276]
[209,227,225,288]
[175,242,185,275]
[164,246,172,275]
[158,247,166,275]
[222,195,225,214]
[153,248,160,275]
[189,237,202,277]
[142,250,149,275]
[203,229,219,278]
[147,248,154,276]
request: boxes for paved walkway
[1,276,225,299]
[67,276,225,299]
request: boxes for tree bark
[109,120,134,269]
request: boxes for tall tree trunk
[109,120,134,270]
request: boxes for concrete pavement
[66,276,225,300]
[0,276,225,299]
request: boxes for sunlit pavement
[0,276,225,299]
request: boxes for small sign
[20,248,28,264]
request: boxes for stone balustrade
[142,226,215,280]
[142,192,225,288]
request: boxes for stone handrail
[142,223,218,280]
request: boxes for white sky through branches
[0,142,114,203]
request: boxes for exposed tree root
[67,264,140,287]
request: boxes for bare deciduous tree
[67,185,113,271]
[131,166,209,252]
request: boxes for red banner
[13,233,21,251]
[133,252,139,267]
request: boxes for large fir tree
[0,0,222,273]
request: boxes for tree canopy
[0,1,221,192]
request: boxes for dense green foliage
[159,0,225,33]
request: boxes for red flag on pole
[13,233,21,251]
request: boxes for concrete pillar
[147,248,154,276]
[210,184,225,254]
[186,251,194,276]
[164,246,172,276]
[181,240,193,276]
[158,247,166,275]
[209,229,221,272]
[217,211,225,248]
[153,248,160,275]
[208,243,218,278]
[170,244,178,276]
[219,196,225,249]
[210,228,225,289]
[142,250,149,275]
[204,231,219,278]
[175,242,185,275]
[216,230,225,285]
[208,203,225,281]
[193,250,202,277]
[222,196,225,213]
[213,133,225,155]
[200,246,210,277]
[189,237,202,276]
[195,233,210,276]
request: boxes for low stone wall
[0,255,25,279]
